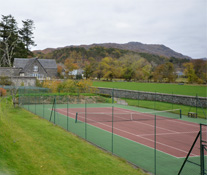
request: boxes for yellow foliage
[42,80,61,93]
[76,79,96,93]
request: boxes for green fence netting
[19,90,207,175]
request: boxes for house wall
[23,60,48,77]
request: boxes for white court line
[55,108,198,157]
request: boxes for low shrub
[0,88,7,96]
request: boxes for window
[34,66,38,72]
[20,73,24,77]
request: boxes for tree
[183,62,198,83]
[153,62,176,83]
[57,65,64,78]
[164,62,176,83]
[100,57,119,81]
[0,15,19,66]
[64,58,79,78]
[93,62,105,80]
[192,59,207,83]
[0,15,35,66]
[19,19,36,52]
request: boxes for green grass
[124,98,207,120]
[92,81,207,97]
[0,98,146,175]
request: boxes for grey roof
[13,58,57,69]
[39,59,57,69]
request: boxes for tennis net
[75,109,182,123]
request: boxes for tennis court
[55,106,206,158]
[22,100,207,175]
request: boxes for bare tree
[0,33,18,67]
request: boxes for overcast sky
[0,0,206,59]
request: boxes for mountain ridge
[33,41,191,59]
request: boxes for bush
[42,79,61,93]
[0,76,12,85]
[0,88,7,96]
[57,79,76,93]
[76,79,97,93]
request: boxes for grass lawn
[92,81,207,97]
[0,97,146,175]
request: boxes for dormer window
[34,66,38,72]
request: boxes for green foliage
[0,76,12,85]
[0,14,35,66]
[57,79,76,93]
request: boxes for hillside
[0,98,145,175]
[33,42,191,60]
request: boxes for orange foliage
[0,88,7,96]
[57,65,63,74]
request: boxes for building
[13,58,57,79]
[0,58,57,80]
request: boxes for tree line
[57,50,207,84]
[0,14,36,67]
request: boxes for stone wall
[10,77,36,86]
[97,87,207,108]
[0,67,21,76]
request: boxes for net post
[180,109,182,119]
[75,112,78,123]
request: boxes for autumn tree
[100,57,119,81]
[191,59,207,83]
[153,62,176,83]
[183,62,198,83]
[83,57,97,79]
[57,65,63,78]
[93,62,105,80]
[64,58,79,78]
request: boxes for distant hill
[33,42,191,59]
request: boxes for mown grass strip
[92,81,207,97]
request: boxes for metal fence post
[154,114,157,175]
[112,106,114,154]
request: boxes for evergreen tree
[19,19,36,51]
[0,15,35,67]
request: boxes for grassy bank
[0,97,146,175]
[92,81,207,97]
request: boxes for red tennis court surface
[55,107,207,158]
